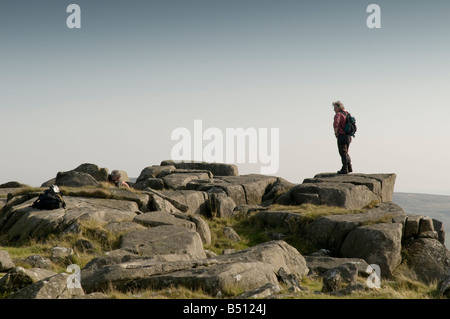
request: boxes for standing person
[333,100,352,174]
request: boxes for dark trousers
[337,135,352,170]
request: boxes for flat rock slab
[0,196,139,242]
[308,173,396,202]
[133,211,196,230]
[81,240,308,295]
[119,225,206,260]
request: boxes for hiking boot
[347,164,353,173]
[337,169,348,174]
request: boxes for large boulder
[159,190,209,215]
[0,196,139,243]
[73,163,109,183]
[81,240,308,295]
[55,171,99,187]
[0,250,15,272]
[276,182,380,210]
[0,267,57,295]
[402,238,449,285]
[136,165,176,183]
[119,225,206,260]
[8,273,84,299]
[306,173,397,202]
[340,222,403,278]
[161,160,239,177]
[306,202,406,252]
[133,211,196,230]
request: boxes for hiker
[333,100,353,174]
[107,170,130,188]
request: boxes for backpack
[32,186,66,210]
[340,111,357,137]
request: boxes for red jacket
[333,111,347,136]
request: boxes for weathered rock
[277,182,380,210]
[104,221,146,234]
[73,163,109,183]
[305,256,370,277]
[170,212,212,245]
[262,177,295,204]
[223,226,241,242]
[133,178,165,191]
[340,223,403,278]
[403,238,449,285]
[119,225,206,260]
[0,181,28,188]
[161,160,239,177]
[209,193,236,218]
[9,273,84,299]
[162,172,211,190]
[418,216,434,234]
[438,271,450,298]
[81,240,308,295]
[0,196,139,243]
[236,282,281,299]
[21,255,53,270]
[404,215,422,240]
[136,165,176,183]
[306,202,405,253]
[0,250,15,272]
[160,190,209,215]
[55,171,99,187]
[321,263,358,293]
[144,188,189,213]
[0,250,14,272]
[133,211,196,230]
[306,173,397,202]
[51,246,74,262]
[0,267,57,294]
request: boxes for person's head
[332,100,345,112]
[110,170,121,182]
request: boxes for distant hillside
[393,192,450,247]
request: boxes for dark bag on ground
[32,186,66,210]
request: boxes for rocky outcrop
[276,173,396,210]
[0,162,448,299]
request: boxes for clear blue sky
[1,1,450,195]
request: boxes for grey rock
[160,190,209,215]
[0,267,56,294]
[136,165,176,183]
[403,238,448,285]
[0,196,139,243]
[0,250,15,272]
[236,282,281,299]
[51,246,74,261]
[305,256,370,277]
[55,171,99,187]
[21,255,53,270]
[307,202,405,253]
[161,160,239,177]
[73,163,109,183]
[9,273,84,299]
[223,227,241,242]
[209,193,236,218]
[119,225,206,260]
[278,182,380,210]
[340,223,403,278]
[133,211,196,230]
